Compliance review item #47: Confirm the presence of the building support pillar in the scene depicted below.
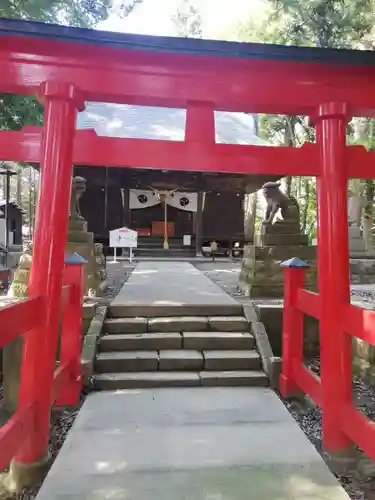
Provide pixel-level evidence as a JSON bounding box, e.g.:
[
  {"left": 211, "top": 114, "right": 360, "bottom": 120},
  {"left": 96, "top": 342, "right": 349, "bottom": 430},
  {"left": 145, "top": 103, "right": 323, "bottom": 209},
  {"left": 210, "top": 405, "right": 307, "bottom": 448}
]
[
  {"left": 195, "top": 190, "right": 204, "bottom": 256},
  {"left": 13, "top": 82, "right": 83, "bottom": 473},
  {"left": 314, "top": 102, "right": 352, "bottom": 452},
  {"left": 123, "top": 188, "right": 130, "bottom": 227}
]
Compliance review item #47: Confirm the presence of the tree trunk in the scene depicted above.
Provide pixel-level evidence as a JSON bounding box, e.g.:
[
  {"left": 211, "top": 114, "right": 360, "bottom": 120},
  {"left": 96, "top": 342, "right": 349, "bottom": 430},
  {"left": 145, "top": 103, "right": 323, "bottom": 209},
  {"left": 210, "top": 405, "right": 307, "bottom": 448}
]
[
  {"left": 363, "top": 180, "right": 374, "bottom": 254},
  {"left": 302, "top": 179, "right": 310, "bottom": 234},
  {"left": 28, "top": 167, "right": 33, "bottom": 240},
  {"left": 348, "top": 179, "right": 363, "bottom": 227},
  {"left": 16, "top": 167, "right": 22, "bottom": 206},
  {"left": 283, "top": 116, "right": 298, "bottom": 197},
  {"left": 352, "top": 117, "right": 369, "bottom": 248},
  {"left": 244, "top": 192, "right": 258, "bottom": 243}
]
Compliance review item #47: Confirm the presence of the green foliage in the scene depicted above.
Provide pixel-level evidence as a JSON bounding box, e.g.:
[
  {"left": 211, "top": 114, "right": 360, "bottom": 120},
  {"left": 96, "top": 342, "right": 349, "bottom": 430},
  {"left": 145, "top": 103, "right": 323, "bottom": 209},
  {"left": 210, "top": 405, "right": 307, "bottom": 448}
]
[
  {"left": 0, "top": 0, "right": 146, "bottom": 28},
  {"left": 233, "top": 0, "right": 374, "bottom": 47},
  {"left": 231, "top": 0, "right": 375, "bottom": 241},
  {"left": 0, "top": 0, "right": 142, "bottom": 131},
  {"left": 171, "top": 0, "right": 202, "bottom": 38},
  {"left": 269, "top": 0, "right": 374, "bottom": 48},
  {"left": 0, "top": 94, "right": 43, "bottom": 131}
]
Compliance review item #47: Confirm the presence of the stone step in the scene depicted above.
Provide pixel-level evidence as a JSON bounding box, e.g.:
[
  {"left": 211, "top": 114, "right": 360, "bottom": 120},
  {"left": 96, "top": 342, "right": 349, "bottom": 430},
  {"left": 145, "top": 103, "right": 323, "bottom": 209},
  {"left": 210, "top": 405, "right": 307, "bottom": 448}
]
[
  {"left": 200, "top": 370, "right": 268, "bottom": 387},
  {"left": 95, "top": 351, "right": 158, "bottom": 373},
  {"left": 96, "top": 348, "right": 260, "bottom": 372},
  {"left": 147, "top": 316, "right": 209, "bottom": 332},
  {"left": 203, "top": 350, "right": 261, "bottom": 371},
  {"left": 99, "top": 333, "right": 182, "bottom": 351},
  {"left": 93, "top": 370, "right": 268, "bottom": 390},
  {"left": 109, "top": 303, "right": 243, "bottom": 318},
  {"left": 104, "top": 316, "right": 249, "bottom": 334},
  {"left": 105, "top": 317, "right": 148, "bottom": 334},
  {"left": 183, "top": 332, "right": 255, "bottom": 350},
  {"left": 208, "top": 316, "right": 249, "bottom": 332},
  {"left": 159, "top": 350, "right": 204, "bottom": 371},
  {"left": 99, "top": 331, "right": 255, "bottom": 353}
]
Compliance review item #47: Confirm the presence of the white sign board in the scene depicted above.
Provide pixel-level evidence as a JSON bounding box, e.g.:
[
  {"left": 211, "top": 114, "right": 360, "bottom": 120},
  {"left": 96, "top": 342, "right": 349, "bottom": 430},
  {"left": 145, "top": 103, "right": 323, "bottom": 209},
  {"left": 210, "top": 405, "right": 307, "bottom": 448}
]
[
  {"left": 183, "top": 235, "right": 191, "bottom": 246},
  {"left": 109, "top": 227, "right": 138, "bottom": 248}
]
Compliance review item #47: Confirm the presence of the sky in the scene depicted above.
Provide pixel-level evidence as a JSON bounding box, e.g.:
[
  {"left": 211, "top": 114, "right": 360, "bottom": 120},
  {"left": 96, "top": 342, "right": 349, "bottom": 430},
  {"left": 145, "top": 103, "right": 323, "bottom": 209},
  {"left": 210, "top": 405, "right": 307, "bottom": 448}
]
[{"left": 98, "top": 0, "right": 265, "bottom": 38}]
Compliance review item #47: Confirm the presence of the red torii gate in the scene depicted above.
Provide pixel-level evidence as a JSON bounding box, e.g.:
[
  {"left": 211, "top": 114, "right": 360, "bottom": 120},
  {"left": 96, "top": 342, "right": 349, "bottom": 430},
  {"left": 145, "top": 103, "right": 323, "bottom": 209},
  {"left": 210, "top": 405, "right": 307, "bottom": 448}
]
[{"left": 1, "top": 17, "right": 375, "bottom": 481}]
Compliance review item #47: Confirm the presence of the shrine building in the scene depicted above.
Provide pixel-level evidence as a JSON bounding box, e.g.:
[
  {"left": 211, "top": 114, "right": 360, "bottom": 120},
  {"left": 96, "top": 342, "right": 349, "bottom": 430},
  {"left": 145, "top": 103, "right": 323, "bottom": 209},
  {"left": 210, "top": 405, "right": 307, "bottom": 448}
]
[{"left": 75, "top": 104, "right": 276, "bottom": 256}]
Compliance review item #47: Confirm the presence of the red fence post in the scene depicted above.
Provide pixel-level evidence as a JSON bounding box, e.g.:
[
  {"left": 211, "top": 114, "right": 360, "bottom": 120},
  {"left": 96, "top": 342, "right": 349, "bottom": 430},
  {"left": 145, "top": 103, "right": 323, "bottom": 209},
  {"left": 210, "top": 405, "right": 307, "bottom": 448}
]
[
  {"left": 279, "top": 257, "right": 309, "bottom": 397},
  {"left": 314, "top": 102, "right": 352, "bottom": 452},
  {"left": 15, "top": 82, "right": 84, "bottom": 467},
  {"left": 56, "top": 253, "right": 86, "bottom": 407}
]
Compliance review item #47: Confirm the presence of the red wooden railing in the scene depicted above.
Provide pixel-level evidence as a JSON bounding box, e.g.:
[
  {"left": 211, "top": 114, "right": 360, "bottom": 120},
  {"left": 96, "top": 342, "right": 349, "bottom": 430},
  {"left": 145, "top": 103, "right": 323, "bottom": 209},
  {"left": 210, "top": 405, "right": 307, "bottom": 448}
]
[
  {"left": 0, "top": 255, "right": 84, "bottom": 472},
  {"left": 279, "top": 257, "right": 375, "bottom": 460}
]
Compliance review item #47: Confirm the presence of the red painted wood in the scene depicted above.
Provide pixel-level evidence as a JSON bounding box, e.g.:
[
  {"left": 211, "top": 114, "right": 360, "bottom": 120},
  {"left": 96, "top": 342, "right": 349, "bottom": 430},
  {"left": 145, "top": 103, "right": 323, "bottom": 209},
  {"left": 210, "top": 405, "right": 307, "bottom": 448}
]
[
  {"left": 15, "top": 82, "right": 82, "bottom": 465},
  {"left": 3, "top": 126, "right": 375, "bottom": 178},
  {"left": 185, "top": 102, "right": 215, "bottom": 143},
  {"left": 0, "top": 404, "right": 35, "bottom": 472},
  {"left": 60, "top": 284, "right": 71, "bottom": 309},
  {"left": 74, "top": 136, "right": 320, "bottom": 175},
  {"left": 56, "top": 263, "right": 84, "bottom": 407},
  {"left": 0, "top": 128, "right": 320, "bottom": 176},
  {"left": 52, "top": 362, "right": 73, "bottom": 405},
  {"left": 341, "top": 405, "right": 375, "bottom": 462},
  {"left": 279, "top": 267, "right": 306, "bottom": 397},
  {"left": 341, "top": 304, "right": 375, "bottom": 344},
  {"left": 0, "top": 297, "right": 43, "bottom": 349},
  {"left": 347, "top": 146, "right": 375, "bottom": 179},
  {"left": 293, "top": 362, "right": 322, "bottom": 407},
  {"left": 315, "top": 103, "right": 352, "bottom": 451},
  {"left": 295, "top": 289, "right": 320, "bottom": 319},
  {"left": 2, "top": 35, "right": 375, "bottom": 115}
]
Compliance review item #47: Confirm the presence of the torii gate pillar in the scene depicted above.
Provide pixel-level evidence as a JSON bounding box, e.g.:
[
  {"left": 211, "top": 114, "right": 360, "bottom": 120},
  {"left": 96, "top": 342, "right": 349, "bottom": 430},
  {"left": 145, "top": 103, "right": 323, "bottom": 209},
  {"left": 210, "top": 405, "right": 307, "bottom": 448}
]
[
  {"left": 314, "top": 102, "right": 352, "bottom": 452},
  {"left": 15, "top": 82, "right": 84, "bottom": 466}
]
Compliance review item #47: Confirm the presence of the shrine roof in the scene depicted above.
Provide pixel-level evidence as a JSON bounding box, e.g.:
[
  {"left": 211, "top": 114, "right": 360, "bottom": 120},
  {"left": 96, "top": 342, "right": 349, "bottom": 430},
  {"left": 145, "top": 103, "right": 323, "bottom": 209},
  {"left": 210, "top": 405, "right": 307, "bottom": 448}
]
[
  {"left": 1, "top": 17, "right": 375, "bottom": 67},
  {"left": 76, "top": 103, "right": 269, "bottom": 145}
]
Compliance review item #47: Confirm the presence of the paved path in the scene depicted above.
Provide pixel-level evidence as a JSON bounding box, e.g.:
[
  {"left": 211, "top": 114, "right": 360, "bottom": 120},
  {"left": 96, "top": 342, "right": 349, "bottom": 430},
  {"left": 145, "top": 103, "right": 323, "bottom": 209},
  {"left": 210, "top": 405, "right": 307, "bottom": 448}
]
[
  {"left": 36, "top": 388, "right": 349, "bottom": 500},
  {"left": 110, "top": 261, "right": 242, "bottom": 316}
]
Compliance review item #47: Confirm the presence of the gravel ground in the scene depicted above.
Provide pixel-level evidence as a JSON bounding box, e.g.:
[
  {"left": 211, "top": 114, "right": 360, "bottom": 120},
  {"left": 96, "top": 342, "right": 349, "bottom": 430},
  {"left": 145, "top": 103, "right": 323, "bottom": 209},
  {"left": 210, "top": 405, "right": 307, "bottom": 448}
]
[
  {"left": 195, "top": 260, "right": 375, "bottom": 306},
  {"left": 0, "top": 261, "right": 134, "bottom": 500},
  {"left": 195, "top": 260, "right": 375, "bottom": 500},
  {"left": 104, "top": 261, "right": 135, "bottom": 301}
]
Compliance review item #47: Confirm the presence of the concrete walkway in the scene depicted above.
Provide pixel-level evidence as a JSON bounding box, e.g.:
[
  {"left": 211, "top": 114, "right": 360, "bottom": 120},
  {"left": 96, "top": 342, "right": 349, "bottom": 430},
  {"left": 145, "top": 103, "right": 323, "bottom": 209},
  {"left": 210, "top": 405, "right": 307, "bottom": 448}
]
[
  {"left": 36, "top": 388, "right": 349, "bottom": 499},
  {"left": 110, "top": 261, "right": 242, "bottom": 316}
]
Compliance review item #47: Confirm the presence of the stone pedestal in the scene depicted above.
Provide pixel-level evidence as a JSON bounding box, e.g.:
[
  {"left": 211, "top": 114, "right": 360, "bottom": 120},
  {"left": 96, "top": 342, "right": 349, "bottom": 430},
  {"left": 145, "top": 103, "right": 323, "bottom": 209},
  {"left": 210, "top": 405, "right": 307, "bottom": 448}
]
[
  {"left": 94, "top": 243, "right": 107, "bottom": 292},
  {"left": 2, "top": 220, "right": 107, "bottom": 413},
  {"left": 348, "top": 225, "right": 366, "bottom": 255},
  {"left": 3, "top": 246, "right": 32, "bottom": 413},
  {"left": 239, "top": 220, "right": 317, "bottom": 298},
  {"left": 67, "top": 219, "right": 107, "bottom": 297}
]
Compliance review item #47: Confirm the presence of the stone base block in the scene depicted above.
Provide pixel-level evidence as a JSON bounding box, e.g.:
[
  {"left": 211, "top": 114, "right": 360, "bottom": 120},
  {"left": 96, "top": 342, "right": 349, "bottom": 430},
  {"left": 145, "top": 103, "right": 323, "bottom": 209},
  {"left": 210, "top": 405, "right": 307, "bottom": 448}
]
[
  {"left": 263, "top": 221, "right": 301, "bottom": 234},
  {"left": 350, "top": 258, "right": 375, "bottom": 284},
  {"left": 255, "top": 302, "right": 320, "bottom": 357},
  {"left": 240, "top": 244, "right": 317, "bottom": 299},
  {"left": 1, "top": 455, "right": 50, "bottom": 494},
  {"left": 349, "top": 226, "right": 361, "bottom": 239},
  {"left": 349, "top": 240, "right": 366, "bottom": 253},
  {"left": 256, "top": 233, "right": 308, "bottom": 246},
  {"left": 67, "top": 230, "right": 93, "bottom": 244},
  {"left": 66, "top": 240, "right": 105, "bottom": 296},
  {"left": 68, "top": 219, "right": 88, "bottom": 232},
  {"left": 349, "top": 226, "right": 366, "bottom": 253}
]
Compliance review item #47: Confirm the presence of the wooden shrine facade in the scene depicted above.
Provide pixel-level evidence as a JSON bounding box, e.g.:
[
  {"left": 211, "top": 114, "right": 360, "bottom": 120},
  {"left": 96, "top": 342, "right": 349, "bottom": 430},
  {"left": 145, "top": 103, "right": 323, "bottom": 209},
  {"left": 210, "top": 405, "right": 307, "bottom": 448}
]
[{"left": 75, "top": 166, "right": 273, "bottom": 250}]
